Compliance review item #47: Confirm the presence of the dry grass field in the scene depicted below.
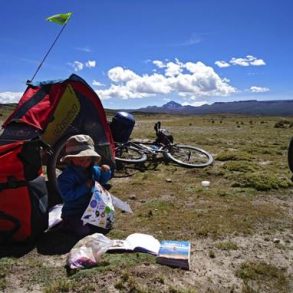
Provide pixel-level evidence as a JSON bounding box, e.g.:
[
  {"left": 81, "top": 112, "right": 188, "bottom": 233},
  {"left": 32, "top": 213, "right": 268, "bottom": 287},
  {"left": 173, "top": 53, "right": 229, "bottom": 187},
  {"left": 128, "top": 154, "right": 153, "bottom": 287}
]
[{"left": 0, "top": 111, "right": 292, "bottom": 292}]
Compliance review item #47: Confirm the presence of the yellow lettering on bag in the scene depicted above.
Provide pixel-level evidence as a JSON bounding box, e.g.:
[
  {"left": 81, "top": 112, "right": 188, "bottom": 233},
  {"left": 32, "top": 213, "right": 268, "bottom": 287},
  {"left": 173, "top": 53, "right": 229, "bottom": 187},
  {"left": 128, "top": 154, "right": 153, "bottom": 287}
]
[{"left": 42, "top": 85, "right": 80, "bottom": 144}]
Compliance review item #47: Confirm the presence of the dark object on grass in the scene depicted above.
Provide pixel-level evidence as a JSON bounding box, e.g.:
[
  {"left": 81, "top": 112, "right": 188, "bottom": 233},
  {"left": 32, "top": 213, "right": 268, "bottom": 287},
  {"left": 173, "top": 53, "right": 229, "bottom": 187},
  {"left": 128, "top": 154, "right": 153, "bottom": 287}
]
[{"left": 36, "top": 227, "right": 79, "bottom": 255}]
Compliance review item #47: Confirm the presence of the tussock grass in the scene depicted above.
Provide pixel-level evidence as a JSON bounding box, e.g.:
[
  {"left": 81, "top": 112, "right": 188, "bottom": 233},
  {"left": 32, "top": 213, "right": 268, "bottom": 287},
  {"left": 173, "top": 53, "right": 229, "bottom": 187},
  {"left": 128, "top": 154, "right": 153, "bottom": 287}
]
[
  {"left": 231, "top": 172, "right": 292, "bottom": 191},
  {"left": 215, "top": 241, "right": 238, "bottom": 250},
  {"left": 0, "top": 258, "right": 16, "bottom": 291},
  {"left": 236, "top": 261, "right": 289, "bottom": 293},
  {"left": 223, "top": 161, "right": 258, "bottom": 172}
]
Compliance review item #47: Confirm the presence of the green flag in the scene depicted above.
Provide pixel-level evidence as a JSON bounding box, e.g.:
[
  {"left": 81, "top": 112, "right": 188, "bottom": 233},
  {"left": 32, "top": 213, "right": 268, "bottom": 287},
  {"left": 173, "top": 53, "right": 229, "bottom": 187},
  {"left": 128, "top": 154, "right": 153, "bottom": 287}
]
[{"left": 46, "top": 12, "right": 72, "bottom": 25}]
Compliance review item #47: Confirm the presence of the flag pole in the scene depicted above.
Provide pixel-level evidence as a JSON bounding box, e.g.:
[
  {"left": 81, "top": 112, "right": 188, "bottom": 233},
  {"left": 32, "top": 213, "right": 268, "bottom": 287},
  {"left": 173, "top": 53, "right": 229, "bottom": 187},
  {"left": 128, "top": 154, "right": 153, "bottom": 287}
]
[{"left": 28, "top": 23, "right": 68, "bottom": 83}]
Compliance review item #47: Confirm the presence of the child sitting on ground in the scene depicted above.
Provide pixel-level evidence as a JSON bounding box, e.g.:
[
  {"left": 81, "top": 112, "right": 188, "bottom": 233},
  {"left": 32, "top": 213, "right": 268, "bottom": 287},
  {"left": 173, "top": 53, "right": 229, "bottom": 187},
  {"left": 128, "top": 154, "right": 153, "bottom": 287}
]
[{"left": 57, "top": 134, "right": 112, "bottom": 238}]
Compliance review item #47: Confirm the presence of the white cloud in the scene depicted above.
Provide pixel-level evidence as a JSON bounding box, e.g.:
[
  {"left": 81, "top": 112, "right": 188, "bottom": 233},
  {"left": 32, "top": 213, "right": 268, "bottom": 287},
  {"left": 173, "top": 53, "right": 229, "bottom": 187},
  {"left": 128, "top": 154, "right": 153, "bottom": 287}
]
[
  {"left": 108, "top": 67, "right": 139, "bottom": 82},
  {"left": 69, "top": 60, "right": 97, "bottom": 71},
  {"left": 0, "top": 91, "right": 22, "bottom": 103},
  {"left": 230, "top": 55, "right": 266, "bottom": 67},
  {"left": 70, "top": 61, "right": 84, "bottom": 72},
  {"left": 85, "top": 60, "right": 96, "bottom": 68},
  {"left": 75, "top": 47, "right": 92, "bottom": 53},
  {"left": 165, "top": 60, "right": 183, "bottom": 77},
  {"left": 97, "top": 59, "right": 236, "bottom": 101},
  {"left": 215, "top": 55, "right": 266, "bottom": 68},
  {"left": 215, "top": 60, "right": 230, "bottom": 68},
  {"left": 250, "top": 59, "right": 266, "bottom": 66},
  {"left": 96, "top": 84, "right": 149, "bottom": 100},
  {"left": 92, "top": 80, "right": 104, "bottom": 87},
  {"left": 182, "top": 100, "right": 208, "bottom": 107},
  {"left": 250, "top": 86, "right": 270, "bottom": 93},
  {"left": 153, "top": 60, "right": 165, "bottom": 68},
  {"left": 128, "top": 73, "right": 171, "bottom": 94},
  {"left": 153, "top": 59, "right": 183, "bottom": 76}
]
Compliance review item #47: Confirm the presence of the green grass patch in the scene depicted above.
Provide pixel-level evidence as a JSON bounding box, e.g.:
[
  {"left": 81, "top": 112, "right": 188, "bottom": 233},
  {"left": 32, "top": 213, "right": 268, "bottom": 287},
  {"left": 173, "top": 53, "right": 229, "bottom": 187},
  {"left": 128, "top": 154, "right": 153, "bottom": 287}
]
[
  {"left": 231, "top": 172, "right": 292, "bottom": 191},
  {"left": 215, "top": 241, "right": 238, "bottom": 250},
  {"left": 0, "top": 258, "right": 17, "bottom": 291},
  {"left": 44, "top": 279, "right": 73, "bottom": 293},
  {"left": 70, "top": 253, "right": 155, "bottom": 278},
  {"left": 236, "top": 261, "right": 289, "bottom": 293},
  {"left": 216, "top": 151, "right": 253, "bottom": 161},
  {"left": 223, "top": 161, "right": 258, "bottom": 172}
]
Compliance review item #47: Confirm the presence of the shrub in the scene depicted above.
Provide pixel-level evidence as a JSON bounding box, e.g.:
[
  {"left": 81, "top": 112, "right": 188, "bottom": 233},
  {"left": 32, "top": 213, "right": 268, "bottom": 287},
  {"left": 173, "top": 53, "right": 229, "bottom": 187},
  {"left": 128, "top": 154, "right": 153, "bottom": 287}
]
[
  {"left": 231, "top": 172, "right": 292, "bottom": 191},
  {"left": 274, "top": 120, "right": 291, "bottom": 128},
  {"left": 217, "top": 151, "right": 253, "bottom": 162},
  {"left": 223, "top": 161, "right": 257, "bottom": 172}
]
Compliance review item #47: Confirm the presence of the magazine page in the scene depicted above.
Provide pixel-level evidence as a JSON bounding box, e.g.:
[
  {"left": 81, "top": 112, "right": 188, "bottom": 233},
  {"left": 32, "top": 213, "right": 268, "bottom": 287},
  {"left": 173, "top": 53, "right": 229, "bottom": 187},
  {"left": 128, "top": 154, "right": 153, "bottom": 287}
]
[
  {"left": 107, "top": 239, "right": 134, "bottom": 252},
  {"left": 125, "top": 233, "right": 160, "bottom": 255},
  {"left": 107, "top": 233, "right": 160, "bottom": 255}
]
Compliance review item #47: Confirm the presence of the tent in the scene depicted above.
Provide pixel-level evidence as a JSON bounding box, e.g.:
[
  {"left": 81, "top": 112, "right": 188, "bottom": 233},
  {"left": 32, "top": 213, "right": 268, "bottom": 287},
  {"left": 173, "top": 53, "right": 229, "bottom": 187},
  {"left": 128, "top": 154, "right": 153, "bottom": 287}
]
[{"left": 1, "top": 74, "right": 115, "bottom": 198}]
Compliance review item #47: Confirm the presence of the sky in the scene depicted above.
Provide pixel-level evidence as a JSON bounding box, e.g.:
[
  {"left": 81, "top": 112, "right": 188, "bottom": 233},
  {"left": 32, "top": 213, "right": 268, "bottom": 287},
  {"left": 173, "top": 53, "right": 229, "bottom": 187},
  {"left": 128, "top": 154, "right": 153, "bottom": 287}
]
[{"left": 0, "top": 0, "right": 292, "bottom": 109}]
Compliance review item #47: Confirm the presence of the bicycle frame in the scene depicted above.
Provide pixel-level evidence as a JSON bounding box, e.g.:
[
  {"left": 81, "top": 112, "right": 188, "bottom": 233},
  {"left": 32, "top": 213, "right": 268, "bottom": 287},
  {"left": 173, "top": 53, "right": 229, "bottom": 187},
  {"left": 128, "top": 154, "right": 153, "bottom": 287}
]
[{"left": 119, "top": 141, "right": 167, "bottom": 157}]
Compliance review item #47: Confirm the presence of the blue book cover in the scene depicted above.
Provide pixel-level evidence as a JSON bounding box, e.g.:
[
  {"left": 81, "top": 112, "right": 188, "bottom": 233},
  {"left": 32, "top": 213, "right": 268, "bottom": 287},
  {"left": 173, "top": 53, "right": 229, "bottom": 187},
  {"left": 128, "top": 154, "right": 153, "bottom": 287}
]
[{"left": 156, "top": 240, "right": 191, "bottom": 270}]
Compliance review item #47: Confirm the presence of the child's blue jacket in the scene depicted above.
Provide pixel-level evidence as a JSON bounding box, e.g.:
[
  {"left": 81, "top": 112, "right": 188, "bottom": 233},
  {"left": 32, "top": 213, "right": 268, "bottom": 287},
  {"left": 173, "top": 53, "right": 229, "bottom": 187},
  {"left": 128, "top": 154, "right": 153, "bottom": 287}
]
[{"left": 57, "top": 165, "right": 111, "bottom": 217}]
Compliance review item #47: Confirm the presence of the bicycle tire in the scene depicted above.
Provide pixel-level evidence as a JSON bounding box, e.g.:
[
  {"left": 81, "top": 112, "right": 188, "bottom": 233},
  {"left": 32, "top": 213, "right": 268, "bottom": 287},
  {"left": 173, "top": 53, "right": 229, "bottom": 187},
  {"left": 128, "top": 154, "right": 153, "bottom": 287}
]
[
  {"left": 165, "top": 144, "right": 213, "bottom": 168},
  {"left": 115, "top": 144, "right": 147, "bottom": 164},
  {"left": 288, "top": 137, "right": 293, "bottom": 173},
  {"left": 46, "top": 132, "right": 78, "bottom": 199}
]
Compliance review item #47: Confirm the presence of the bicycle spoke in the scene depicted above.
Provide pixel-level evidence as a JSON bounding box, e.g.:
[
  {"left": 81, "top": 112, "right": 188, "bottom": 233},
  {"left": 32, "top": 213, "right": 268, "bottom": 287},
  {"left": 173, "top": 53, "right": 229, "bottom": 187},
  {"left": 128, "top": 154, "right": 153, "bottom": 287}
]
[
  {"left": 115, "top": 144, "right": 147, "bottom": 164},
  {"left": 166, "top": 144, "right": 213, "bottom": 168},
  {"left": 174, "top": 147, "right": 207, "bottom": 164}
]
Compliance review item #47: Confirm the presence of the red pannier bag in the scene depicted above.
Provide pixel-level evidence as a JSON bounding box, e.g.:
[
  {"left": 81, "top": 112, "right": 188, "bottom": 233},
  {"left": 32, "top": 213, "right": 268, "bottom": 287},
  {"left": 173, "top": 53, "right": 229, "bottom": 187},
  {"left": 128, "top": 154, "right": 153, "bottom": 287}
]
[{"left": 0, "top": 139, "right": 48, "bottom": 244}]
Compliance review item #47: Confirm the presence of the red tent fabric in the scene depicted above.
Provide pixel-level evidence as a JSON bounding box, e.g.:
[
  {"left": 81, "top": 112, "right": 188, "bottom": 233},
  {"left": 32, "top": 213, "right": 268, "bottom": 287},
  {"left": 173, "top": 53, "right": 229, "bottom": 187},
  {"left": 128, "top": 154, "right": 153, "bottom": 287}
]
[{"left": 2, "top": 74, "right": 115, "bottom": 167}]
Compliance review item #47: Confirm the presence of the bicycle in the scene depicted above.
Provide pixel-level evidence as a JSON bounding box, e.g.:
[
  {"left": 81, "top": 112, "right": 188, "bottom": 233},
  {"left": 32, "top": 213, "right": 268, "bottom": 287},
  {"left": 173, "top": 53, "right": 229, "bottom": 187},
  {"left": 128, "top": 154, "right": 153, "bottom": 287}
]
[{"left": 115, "top": 121, "right": 213, "bottom": 168}]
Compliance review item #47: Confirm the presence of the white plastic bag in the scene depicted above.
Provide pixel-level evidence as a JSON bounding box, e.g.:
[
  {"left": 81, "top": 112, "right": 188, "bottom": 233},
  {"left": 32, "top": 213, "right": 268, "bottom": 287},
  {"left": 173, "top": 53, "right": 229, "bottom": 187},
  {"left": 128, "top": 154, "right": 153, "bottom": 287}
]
[
  {"left": 81, "top": 182, "right": 115, "bottom": 229},
  {"left": 66, "top": 233, "right": 113, "bottom": 270}
]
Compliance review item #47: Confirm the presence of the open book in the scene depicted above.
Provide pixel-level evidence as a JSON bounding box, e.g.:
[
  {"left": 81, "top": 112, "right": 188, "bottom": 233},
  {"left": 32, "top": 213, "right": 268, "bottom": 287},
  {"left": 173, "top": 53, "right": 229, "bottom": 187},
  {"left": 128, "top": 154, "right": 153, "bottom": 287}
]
[
  {"left": 107, "top": 233, "right": 160, "bottom": 255},
  {"left": 156, "top": 240, "right": 191, "bottom": 270}
]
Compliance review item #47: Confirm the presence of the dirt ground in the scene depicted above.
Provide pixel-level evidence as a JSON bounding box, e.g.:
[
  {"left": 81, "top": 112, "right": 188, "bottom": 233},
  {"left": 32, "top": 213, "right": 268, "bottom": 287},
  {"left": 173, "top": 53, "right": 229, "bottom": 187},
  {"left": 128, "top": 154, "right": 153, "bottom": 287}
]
[
  {"left": 1, "top": 114, "right": 293, "bottom": 292},
  {"left": 3, "top": 193, "right": 291, "bottom": 293}
]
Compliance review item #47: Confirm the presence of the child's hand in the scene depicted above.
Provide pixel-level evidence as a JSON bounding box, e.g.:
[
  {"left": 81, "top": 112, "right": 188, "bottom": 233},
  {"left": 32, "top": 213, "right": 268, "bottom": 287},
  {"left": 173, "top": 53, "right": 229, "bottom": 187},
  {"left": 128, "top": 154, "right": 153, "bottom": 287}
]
[{"left": 100, "top": 164, "right": 110, "bottom": 172}]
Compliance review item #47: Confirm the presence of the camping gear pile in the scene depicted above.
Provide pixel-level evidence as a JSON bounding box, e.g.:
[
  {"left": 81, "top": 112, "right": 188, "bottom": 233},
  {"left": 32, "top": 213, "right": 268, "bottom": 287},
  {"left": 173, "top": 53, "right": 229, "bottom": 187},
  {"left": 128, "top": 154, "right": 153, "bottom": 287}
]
[{"left": 0, "top": 74, "right": 116, "bottom": 246}]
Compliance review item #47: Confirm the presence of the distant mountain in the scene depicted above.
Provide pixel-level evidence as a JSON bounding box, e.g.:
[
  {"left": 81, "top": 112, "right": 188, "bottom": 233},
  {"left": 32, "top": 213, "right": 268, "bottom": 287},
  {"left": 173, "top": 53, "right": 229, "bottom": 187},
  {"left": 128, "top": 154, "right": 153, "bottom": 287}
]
[
  {"left": 136, "top": 100, "right": 293, "bottom": 116},
  {"left": 162, "top": 101, "right": 183, "bottom": 110}
]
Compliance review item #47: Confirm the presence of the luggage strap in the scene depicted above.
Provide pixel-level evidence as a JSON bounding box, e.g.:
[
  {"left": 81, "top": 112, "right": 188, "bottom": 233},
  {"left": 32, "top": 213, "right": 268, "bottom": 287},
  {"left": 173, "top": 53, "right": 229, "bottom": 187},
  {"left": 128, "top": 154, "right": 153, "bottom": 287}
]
[
  {"left": 0, "top": 211, "right": 21, "bottom": 243},
  {"left": 0, "top": 180, "right": 27, "bottom": 191}
]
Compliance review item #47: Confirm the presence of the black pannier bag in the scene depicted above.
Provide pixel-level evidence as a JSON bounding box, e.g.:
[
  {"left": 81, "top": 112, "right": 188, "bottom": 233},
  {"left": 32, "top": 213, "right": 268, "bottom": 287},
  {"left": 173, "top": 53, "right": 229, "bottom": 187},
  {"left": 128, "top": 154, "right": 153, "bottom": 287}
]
[
  {"left": 154, "top": 121, "right": 174, "bottom": 145},
  {"left": 0, "top": 139, "right": 48, "bottom": 244},
  {"left": 110, "top": 112, "right": 135, "bottom": 143}
]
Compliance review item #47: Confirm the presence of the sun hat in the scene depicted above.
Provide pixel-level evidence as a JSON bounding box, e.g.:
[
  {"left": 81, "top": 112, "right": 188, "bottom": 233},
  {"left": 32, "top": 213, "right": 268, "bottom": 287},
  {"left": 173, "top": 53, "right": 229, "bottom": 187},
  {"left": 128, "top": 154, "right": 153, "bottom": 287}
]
[{"left": 60, "top": 134, "right": 101, "bottom": 162}]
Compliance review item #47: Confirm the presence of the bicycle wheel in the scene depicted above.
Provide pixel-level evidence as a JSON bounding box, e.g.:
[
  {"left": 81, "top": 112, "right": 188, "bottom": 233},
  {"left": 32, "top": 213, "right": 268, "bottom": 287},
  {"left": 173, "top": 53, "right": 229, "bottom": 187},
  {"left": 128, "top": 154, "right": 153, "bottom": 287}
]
[
  {"left": 288, "top": 137, "right": 293, "bottom": 173},
  {"left": 46, "top": 133, "right": 77, "bottom": 201},
  {"left": 115, "top": 144, "right": 147, "bottom": 164},
  {"left": 165, "top": 144, "right": 213, "bottom": 168}
]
